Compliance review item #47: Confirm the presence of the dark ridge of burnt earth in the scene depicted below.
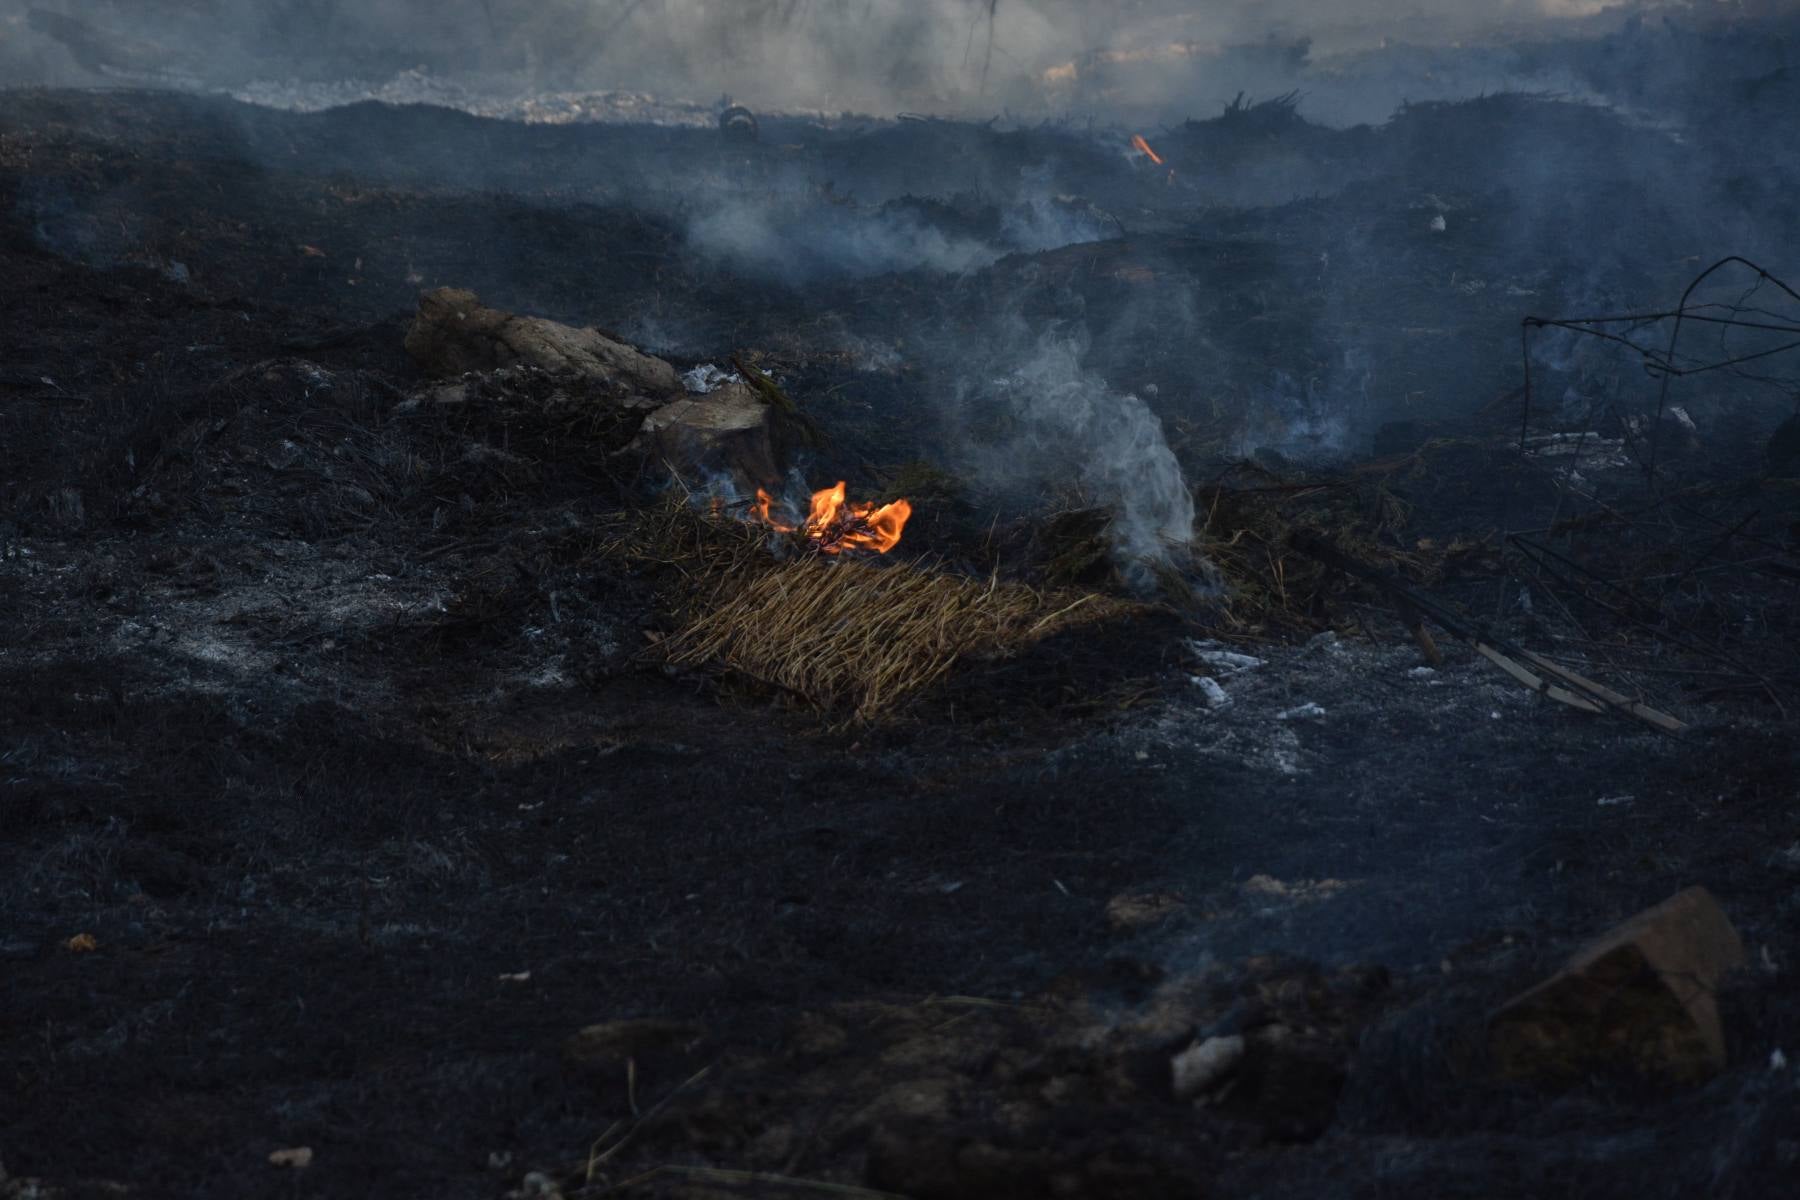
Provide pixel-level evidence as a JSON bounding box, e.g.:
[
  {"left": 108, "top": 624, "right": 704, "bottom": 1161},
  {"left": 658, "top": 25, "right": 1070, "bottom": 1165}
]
[
  {"left": 0, "top": 86, "right": 1140, "bottom": 225},
  {"left": 6, "top": 84, "right": 1793, "bottom": 472},
  {"left": 2, "top": 88, "right": 1799, "bottom": 1200}
]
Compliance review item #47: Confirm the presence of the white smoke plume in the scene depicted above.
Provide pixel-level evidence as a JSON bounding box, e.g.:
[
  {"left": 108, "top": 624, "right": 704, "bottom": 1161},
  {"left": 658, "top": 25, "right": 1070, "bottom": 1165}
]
[
  {"left": 953, "top": 321, "right": 1196, "bottom": 581},
  {"left": 686, "top": 198, "right": 1001, "bottom": 284}
]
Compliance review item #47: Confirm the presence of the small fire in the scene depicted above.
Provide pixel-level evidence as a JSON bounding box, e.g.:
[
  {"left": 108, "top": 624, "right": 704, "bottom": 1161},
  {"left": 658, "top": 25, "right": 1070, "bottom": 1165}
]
[
  {"left": 1131, "top": 134, "right": 1164, "bottom": 165},
  {"left": 751, "top": 481, "right": 912, "bottom": 555}
]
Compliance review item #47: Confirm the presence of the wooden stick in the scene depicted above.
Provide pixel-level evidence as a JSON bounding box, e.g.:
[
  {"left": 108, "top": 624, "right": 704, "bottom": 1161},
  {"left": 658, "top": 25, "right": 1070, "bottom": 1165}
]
[
  {"left": 1520, "top": 650, "right": 1688, "bottom": 734},
  {"left": 1472, "top": 642, "right": 1602, "bottom": 713},
  {"left": 1288, "top": 529, "right": 1685, "bottom": 735}
]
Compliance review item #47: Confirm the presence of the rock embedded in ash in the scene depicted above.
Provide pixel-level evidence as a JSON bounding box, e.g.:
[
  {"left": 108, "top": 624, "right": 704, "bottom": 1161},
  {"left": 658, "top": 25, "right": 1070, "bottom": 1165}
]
[
  {"left": 404, "top": 287, "right": 682, "bottom": 402},
  {"left": 1171, "top": 1033, "right": 1245, "bottom": 1099},
  {"left": 563, "top": 1017, "right": 706, "bottom": 1070},
  {"left": 632, "top": 381, "right": 782, "bottom": 491},
  {"left": 1488, "top": 885, "right": 1746, "bottom": 1085},
  {"left": 563, "top": 1017, "right": 708, "bottom": 1114},
  {"left": 1105, "top": 890, "right": 1188, "bottom": 933}
]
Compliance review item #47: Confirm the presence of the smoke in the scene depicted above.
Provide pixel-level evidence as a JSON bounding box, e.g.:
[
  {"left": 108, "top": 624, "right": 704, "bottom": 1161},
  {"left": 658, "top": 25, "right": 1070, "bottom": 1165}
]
[
  {"left": 4, "top": 1, "right": 1672, "bottom": 124},
  {"left": 10, "top": 0, "right": 1800, "bottom": 566},
  {"left": 683, "top": 188, "right": 1113, "bottom": 286},
  {"left": 947, "top": 317, "right": 1196, "bottom": 580},
  {"left": 687, "top": 198, "right": 1002, "bottom": 283}
]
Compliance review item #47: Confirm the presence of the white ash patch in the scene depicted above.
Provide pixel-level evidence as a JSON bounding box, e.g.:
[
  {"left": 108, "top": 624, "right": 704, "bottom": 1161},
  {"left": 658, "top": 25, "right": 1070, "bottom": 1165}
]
[
  {"left": 1134, "top": 698, "right": 1311, "bottom": 777},
  {"left": 681, "top": 363, "right": 742, "bottom": 394},
  {"left": 1116, "top": 634, "right": 1509, "bottom": 779},
  {"left": 511, "top": 659, "right": 574, "bottom": 691},
  {"left": 169, "top": 626, "right": 279, "bottom": 675},
  {"left": 1523, "top": 432, "right": 1633, "bottom": 473},
  {"left": 1183, "top": 640, "right": 1265, "bottom": 675},
  {"left": 319, "top": 573, "right": 453, "bottom": 627},
  {"left": 1189, "top": 676, "right": 1232, "bottom": 708},
  {"left": 1241, "top": 874, "right": 1356, "bottom": 904}
]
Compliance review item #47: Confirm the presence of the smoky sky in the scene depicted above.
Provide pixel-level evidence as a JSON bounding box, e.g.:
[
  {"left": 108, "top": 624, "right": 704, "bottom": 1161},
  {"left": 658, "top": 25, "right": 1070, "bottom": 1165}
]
[{"left": 4, "top": 1, "right": 1660, "bottom": 122}]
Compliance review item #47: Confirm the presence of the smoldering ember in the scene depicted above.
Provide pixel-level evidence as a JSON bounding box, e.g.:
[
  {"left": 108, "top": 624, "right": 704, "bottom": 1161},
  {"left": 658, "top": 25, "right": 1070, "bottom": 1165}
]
[{"left": 3, "top": 1, "right": 1800, "bottom": 1197}]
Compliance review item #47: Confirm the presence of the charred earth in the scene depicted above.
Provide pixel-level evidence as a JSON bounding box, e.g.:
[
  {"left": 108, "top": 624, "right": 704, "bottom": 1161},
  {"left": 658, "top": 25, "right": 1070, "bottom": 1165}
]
[{"left": 4, "top": 18, "right": 1800, "bottom": 1200}]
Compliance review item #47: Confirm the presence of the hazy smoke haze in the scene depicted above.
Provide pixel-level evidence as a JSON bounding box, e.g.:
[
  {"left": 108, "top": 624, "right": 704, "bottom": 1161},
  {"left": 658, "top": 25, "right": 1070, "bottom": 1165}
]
[{"left": 0, "top": 1, "right": 1696, "bottom": 123}]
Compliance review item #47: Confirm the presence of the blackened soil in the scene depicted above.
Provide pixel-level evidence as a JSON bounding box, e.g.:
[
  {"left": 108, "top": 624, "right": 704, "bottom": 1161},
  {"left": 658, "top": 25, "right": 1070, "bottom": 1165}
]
[{"left": 2, "top": 90, "right": 1798, "bottom": 1200}]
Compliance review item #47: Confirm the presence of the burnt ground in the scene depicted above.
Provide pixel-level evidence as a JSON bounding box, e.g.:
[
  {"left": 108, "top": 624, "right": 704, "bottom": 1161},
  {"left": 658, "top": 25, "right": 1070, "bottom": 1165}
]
[{"left": 2, "top": 89, "right": 1799, "bottom": 1200}]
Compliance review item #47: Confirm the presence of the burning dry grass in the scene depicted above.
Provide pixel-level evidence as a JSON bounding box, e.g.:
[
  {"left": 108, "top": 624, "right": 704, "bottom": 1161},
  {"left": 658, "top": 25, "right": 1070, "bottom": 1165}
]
[
  {"left": 594, "top": 493, "right": 1148, "bottom": 721},
  {"left": 661, "top": 557, "right": 1136, "bottom": 722}
]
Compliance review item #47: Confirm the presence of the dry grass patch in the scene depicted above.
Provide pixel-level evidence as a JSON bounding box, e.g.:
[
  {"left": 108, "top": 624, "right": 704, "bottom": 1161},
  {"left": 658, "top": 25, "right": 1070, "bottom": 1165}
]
[
  {"left": 591, "top": 493, "right": 1149, "bottom": 721},
  {"left": 660, "top": 556, "right": 1139, "bottom": 722}
]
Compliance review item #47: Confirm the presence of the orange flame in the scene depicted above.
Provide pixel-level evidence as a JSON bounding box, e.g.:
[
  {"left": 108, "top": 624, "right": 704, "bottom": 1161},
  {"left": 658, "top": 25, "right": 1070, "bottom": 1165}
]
[
  {"left": 750, "top": 482, "right": 912, "bottom": 555},
  {"left": 1131, "top": 134, "right": 1164, "bottom": 165}
]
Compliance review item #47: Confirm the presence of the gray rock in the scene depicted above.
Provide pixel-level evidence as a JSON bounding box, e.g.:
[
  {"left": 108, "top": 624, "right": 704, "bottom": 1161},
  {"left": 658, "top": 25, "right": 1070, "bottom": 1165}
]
[
  {"left": 634, "top": 382, "right": 781, "bottom": 490},
  {"left": 1488, "top": 885, "right": 1746, "bottom": 1085},
  {"left": 404, "top": 287, "right": 681, "bottom": 401}
]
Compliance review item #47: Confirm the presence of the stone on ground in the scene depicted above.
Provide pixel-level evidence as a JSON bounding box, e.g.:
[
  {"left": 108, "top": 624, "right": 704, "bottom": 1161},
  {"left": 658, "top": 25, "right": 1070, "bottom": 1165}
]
[
  {"left": 405, "top": 286, "right": 682, "bottom": 402},
  {"left": 1488, "top": 885, "right": 1746, "bottom": 1084},
  {"left": 633, "top": 382, "right": 782, "bottom": 490}
]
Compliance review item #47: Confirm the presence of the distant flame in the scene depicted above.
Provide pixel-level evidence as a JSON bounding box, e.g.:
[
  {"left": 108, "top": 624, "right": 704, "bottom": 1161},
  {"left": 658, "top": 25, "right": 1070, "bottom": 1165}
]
[
  {"left": 750, "top": 481, "right": 912, "bottom": 555},
  {"left": 1131, "top": 134, "right": 1164, "bottom": 165}
]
